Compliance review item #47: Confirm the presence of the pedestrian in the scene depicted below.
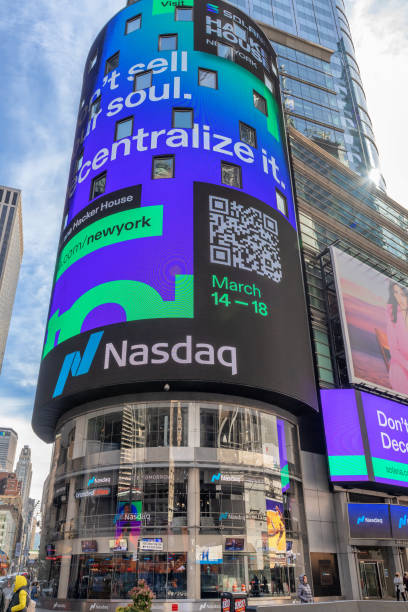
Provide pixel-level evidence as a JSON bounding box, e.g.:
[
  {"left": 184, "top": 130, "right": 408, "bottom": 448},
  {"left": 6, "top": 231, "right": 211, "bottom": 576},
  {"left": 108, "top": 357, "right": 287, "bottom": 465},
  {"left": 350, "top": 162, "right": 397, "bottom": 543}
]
[
  {"left": 403, "top": 571, "right": 408, "bottom": 592},
  {"left": 297, "top": 574, "right": 313, "bottom": 604},
  {"left": 29, "top": 583, "right": 38, "bottom": 603},
  {"left": 6, "top": 576, "right": 30, "bottom": 612},
  {"left": 2, "top": 581, "right": 12, "bottom": 612},
  {"left": 394, "top": 572, "right": 406, "bottom": 601}
]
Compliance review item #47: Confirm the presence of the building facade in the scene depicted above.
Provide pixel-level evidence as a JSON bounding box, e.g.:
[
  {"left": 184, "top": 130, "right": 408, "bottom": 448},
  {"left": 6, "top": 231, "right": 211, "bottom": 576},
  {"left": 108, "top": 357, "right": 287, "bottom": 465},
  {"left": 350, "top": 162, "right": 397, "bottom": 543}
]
[
  {"left": 221, "top": 0, "right": 384, "bottom": 187},
  {"left": 0, "top": 187, "right": 23, "bottom": 373},
  {"left": 15, "top": 445, "right": 32, "bottom": 514},
  {"left": 34, "top": 0, "right": 321, "bottom": 605},
  {"left": 34, "top": 0, "right": 408, "bottom": 607},
  {"left": 0, "top": 428, "right": 17, "bottom": 472}
]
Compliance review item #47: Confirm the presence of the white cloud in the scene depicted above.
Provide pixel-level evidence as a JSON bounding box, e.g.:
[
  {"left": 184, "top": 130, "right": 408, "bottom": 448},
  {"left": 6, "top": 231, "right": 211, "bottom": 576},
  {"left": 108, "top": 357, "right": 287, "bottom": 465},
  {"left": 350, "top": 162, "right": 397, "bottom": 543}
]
[{"left": 346, "top": 0, "right": 408, "bottom": 206}]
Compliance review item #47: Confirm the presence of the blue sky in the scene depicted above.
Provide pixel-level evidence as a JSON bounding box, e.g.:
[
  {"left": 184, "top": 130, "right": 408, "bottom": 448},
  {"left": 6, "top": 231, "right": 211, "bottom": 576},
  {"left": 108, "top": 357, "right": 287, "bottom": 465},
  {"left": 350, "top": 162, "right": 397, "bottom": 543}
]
[{"left": 0, "top": 0, "right": 407, "bottom": 501}]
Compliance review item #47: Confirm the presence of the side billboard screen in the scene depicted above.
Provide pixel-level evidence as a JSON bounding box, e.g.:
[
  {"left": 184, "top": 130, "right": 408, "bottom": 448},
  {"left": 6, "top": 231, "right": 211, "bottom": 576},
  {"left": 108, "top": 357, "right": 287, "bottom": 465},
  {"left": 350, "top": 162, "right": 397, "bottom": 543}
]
[
  {"left": 348, "top": 503, "right": 391, "bottom": 539},
  {"left": 33, "top": 0, "right": 317, "bottom": 441},
  {"left": 322, "top": 389, "right": 408, "bottom": 488},
  {"left": 331, "top": 246, "right": 408, "bottom": 401}
]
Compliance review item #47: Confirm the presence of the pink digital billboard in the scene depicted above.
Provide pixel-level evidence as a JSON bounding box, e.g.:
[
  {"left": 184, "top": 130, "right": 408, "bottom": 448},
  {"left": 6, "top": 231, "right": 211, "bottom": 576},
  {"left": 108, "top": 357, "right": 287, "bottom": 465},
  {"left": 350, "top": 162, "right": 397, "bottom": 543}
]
[{"left": 331, "top": 247, "right": 408, "bottom": 401}]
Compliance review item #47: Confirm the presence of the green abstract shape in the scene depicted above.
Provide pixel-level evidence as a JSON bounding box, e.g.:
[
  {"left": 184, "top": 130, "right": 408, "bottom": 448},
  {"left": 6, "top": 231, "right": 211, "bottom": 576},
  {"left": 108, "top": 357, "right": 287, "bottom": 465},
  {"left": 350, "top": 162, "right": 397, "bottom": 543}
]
[
  {"left": 372, "top": 457, "right": 408, "bottom": 484},
  {"left": 264, "top": 85, "right": 280, "bottom": 141},
  {"left": 280, "top": 464, "right": 289, "bottom": 490},
  {"left": 43, "top": 274, "right": 194, "bottom": 358},
  {"left": 152, "top": 0, "right": 193, "bottom": 15},
  {"left": 57, "top": 206, "right": 163, "bottom": 280},
  {"left": 328, "top": 455, "right": 368, "bottom": 477}
]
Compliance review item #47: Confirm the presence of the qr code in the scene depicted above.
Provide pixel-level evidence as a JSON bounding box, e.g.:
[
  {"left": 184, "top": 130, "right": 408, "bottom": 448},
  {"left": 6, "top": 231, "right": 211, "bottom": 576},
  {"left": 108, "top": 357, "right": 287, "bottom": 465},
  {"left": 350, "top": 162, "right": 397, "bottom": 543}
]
[{"left": 209, "top": 195, "right": 282, "bottom": 283}]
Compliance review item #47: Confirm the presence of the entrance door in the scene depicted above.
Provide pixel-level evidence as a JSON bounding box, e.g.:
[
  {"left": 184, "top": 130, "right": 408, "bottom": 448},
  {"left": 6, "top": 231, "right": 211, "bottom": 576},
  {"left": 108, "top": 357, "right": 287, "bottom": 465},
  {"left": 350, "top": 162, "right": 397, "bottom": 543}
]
[{"left": 359, "top": 561, "right": 384, "bottom": 599}]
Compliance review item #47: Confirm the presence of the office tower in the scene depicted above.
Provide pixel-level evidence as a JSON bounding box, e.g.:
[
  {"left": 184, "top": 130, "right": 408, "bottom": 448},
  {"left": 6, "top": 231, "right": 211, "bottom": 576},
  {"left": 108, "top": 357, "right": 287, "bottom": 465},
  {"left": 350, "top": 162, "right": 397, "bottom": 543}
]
[
  {"left": 0, "top": 428, "right": 17, "bottom": 472},
  {"left": 34, "top": 0, "right": 319, "bottom": 601},
  {"left": 223, "top": 0, "right": 384, "bottom": 187},
  {"left": 15, "top": 445, "right": 32, "bottom": 513},
  {"left": 0, "top": 187, "right": 23, "bottom": 372}
]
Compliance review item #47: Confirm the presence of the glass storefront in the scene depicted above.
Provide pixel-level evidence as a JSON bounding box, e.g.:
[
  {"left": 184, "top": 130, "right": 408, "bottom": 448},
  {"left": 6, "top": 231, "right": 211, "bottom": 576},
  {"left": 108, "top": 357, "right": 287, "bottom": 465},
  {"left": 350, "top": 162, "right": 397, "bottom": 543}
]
[{"left": 39, "top": 399, "right": 307, "bottom": 601}]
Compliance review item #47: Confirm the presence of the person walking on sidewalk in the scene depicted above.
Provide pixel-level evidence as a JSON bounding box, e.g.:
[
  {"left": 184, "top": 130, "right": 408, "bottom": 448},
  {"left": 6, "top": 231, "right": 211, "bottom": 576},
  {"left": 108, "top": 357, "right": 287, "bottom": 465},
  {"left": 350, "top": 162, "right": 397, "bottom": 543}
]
[
  {"left": 394, "top": 572, "right": 407, "bottom": 601},
  {"left": 297, "top": 574, "right": 313, "bottom": 604},
  {"left": 6, "top": 576, "right": 29, "bottom": 612}
]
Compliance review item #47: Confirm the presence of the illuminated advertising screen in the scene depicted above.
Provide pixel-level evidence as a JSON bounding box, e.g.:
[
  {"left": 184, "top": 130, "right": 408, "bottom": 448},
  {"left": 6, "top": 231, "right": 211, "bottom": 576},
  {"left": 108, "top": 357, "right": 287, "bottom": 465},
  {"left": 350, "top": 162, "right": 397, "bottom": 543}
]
[
  {"left": 266, "top": 498, "right": 286, "bottom": 555},
  {"left": 390, "top": 505, "right": 408, "bottom": 538},
  {"left": 331, "top": 246, "right": 408, "bottom": 401},
  {"left": 348, "top": 503, "right": 391, "bottom": 539},
  {"left": 33, "top": 0, "right": 317, "bottom": 441},
  {"left": 322, "top": 389, "right": 408, "bottom": 488}
]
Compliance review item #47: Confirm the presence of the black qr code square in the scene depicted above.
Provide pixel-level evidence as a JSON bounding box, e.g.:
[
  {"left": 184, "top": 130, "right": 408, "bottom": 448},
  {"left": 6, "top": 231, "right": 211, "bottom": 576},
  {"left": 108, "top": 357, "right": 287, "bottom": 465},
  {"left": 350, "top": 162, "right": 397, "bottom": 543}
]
[{"left": 209, "top": 195, "right": 282, "bottom": 282}]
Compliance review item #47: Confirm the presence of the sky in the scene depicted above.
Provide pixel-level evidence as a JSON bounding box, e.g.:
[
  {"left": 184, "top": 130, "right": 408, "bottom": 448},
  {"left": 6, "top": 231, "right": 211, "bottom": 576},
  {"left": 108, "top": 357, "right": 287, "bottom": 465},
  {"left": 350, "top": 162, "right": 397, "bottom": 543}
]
[{"left": 0, "top": 0, "right": 407, "bottom": 504}]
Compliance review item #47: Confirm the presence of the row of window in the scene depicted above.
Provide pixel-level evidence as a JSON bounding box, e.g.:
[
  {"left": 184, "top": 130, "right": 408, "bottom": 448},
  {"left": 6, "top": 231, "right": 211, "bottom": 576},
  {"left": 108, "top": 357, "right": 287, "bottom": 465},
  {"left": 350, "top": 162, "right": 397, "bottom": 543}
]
[
  {"left": 88, "top": 7, "right": 193, "bottom": 72},
  {"left": 0, "top": 190, "right": 18, "bottom": 206},
  {"left": 89, "top": 158, "right": 288, "bottom": 217}
]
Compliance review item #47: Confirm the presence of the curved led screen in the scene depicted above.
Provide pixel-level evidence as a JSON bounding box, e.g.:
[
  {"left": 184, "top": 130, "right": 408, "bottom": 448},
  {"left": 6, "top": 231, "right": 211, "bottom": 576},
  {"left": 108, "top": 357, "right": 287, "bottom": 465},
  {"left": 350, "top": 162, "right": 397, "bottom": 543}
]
[{"left": 33, "top": 0, "right": 317, "bottom": 441}]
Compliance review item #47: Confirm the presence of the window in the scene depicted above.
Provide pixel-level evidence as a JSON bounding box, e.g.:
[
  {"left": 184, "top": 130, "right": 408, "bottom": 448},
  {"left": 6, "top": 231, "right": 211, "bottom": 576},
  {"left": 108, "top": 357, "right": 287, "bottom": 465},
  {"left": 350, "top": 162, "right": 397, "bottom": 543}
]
[
  {"left": 158, "top": 34, "right": 178, "bottom": 51},
  {"left": 115, "top": 117, "right": 133, "bottom": 140},
  {"left": 239, "top": 122, "right": 256, "bottom": 148},
  {"left": 276, "top": 189, "right": 288, "bottom": 216},
  {"left": 125, "top": 14, "right": 141, "bottom": 34},
  {"left": 264, "top": 74, "right": 274, "bottom": 92},
  {"left": 105, "top": 51, "right": 119, "bottom": 75},
  {"left": 198, "top": 68, "right": 217, "bottom": 89},
  {"left": 172, "top": 108, "right": 193, "bottom": 129},
  {"left": 11, "top": 193, "right": 18, "bottom": 206},
  {"left": 217, "top": 42, "right": 234, "bottom": 60},
  {"left": 221, "top": 162, "right": 242, "bottom": 188},
  {"left": 4, "top": 191, "right": 10, "bottom": 204},
  {"left": 89, "top": 53, "right": 97, "bottom": 71},
  {"left": 90, "top": 172, "right": 107, "bottom": 199},
  {"left": 253, "top": 90, "right": 267, "bottom": 115},
  {"left": 90, "top": 96, "right": 101, "bottom": 118},
  {"left": 152, "top": 156, "right": 175, "bottom": 179},
  {"left": 134, "top": 70, "right": 152, "bottom": 91},
  {"left": 77, "top": 149, "right": 84, "bottom": 172},
  {"left": 175, "top": 6, "right": 193, "bottom": 20}
]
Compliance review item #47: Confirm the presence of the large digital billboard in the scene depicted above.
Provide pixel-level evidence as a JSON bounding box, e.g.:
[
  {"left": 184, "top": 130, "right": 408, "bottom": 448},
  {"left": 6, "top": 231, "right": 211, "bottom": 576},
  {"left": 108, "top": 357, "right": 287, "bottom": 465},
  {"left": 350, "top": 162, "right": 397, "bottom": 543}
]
[
  {"left": 331, "top": 246, "right": 408, "bottom": 401},
  {"left": 322, "top": 389, "right": 408, "bottom": 488},
  {"left": 33, "top": 0, "right": 317, "bottom": 441}
]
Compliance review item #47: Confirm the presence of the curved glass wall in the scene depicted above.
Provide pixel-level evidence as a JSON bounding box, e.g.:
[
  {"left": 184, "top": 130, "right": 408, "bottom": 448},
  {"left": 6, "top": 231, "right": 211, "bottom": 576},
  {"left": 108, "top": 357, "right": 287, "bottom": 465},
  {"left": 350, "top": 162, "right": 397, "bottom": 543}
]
[{"left": 40, "top": 400, "right": 307, "bottom": 602}]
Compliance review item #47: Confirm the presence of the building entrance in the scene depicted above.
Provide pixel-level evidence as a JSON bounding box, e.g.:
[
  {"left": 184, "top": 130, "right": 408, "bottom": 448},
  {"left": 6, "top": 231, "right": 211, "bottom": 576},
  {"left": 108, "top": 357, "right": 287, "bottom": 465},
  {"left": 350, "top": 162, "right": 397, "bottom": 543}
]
[{"left": 359, "top": 561, "right": 385, "bottom": 599}]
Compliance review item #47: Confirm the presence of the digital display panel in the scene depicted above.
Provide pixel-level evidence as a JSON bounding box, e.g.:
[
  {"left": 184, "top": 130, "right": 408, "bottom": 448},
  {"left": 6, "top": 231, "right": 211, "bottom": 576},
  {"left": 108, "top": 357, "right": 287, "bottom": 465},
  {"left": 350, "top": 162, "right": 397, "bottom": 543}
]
[
  {"left": 348, "top": 503, "right": 391, "bottom": 539},
  {"left": 81, "top": 540, "right": 98, "bottom": 553},
  {"left": 321, "top": 389, "right": 368, "bottom": 482},
  {"left": 322, "top": 389, "right": 408, "bottom": 488},
  {"left": 331, "top": 247, "right": 408, "bottom": 401},
  {"left": 266, "top": 498, "right": 286, "bottom": 561},
  {"left": 109, "top": 538, "right": 128, "bottom": 551},
  {"left": 33, "top": 0, "right": 317, "bottom": 441},
  {"left": 225, "top": 538, "right": 244, "bottom": 551},
  {"left": 390, "top": 505, "right": 408, "bottom": 538}
]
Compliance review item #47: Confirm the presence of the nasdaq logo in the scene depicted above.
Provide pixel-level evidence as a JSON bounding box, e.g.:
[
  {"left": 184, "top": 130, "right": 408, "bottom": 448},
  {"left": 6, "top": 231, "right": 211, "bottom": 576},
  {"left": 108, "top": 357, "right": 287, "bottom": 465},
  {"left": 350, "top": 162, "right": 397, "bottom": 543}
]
[
  {"left": 211, "top": 473, "right": 221, "bottom": 482},
  {"left": 357, "top": 516, "right": 365, "bottom": 525},
  {"left": 219, "top": 512, "right": 228, "bottom": 520},
  {"left": 88, "top": 476, "right": 96, "bottom": 487},
  {"left": 53, "top": 331, "right": 103, "bottom": 398},
  {"left": 399, "top": 515, "right": 407, "bottom": 529}
]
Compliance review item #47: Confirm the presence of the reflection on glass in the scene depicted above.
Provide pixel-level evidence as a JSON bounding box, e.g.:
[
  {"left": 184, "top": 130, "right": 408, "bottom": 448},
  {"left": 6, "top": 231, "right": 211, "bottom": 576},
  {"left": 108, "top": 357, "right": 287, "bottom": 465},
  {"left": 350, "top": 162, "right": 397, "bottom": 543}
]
[{"left": 153, "top": 156, "right": 174, "bottom": 179}]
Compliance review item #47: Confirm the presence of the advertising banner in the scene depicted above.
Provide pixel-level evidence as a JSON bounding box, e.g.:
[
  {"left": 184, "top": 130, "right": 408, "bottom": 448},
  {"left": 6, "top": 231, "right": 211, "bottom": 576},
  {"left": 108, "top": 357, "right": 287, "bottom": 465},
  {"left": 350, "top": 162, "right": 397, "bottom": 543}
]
[
  {"left": 390, "top": 505, "right": 408, "bottom": 538},
  {"left": 348, "top": 503, "right": 392, "bottom": 539},
  {"left": 331, "top": 246, "right": 408, "bottom": 401},
  {"left": 321, "top": 389, "right": 368, "bottom": 482},
  {"left": 322, "top": 388, "right": 408, "bottom": 488},
  {"left": 33, "top": 0, "right": 317, "bottom": 441},
  {"left": 266, "top": 498, "right": 286, "bottom": 555}
]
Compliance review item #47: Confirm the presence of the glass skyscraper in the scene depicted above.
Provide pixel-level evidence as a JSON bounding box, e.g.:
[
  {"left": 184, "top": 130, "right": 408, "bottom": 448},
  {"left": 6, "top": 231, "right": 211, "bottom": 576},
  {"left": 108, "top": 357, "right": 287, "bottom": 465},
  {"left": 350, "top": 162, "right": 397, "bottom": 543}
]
[{"left": 227, "top": 0, "right": 384, "bottom": 188}]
